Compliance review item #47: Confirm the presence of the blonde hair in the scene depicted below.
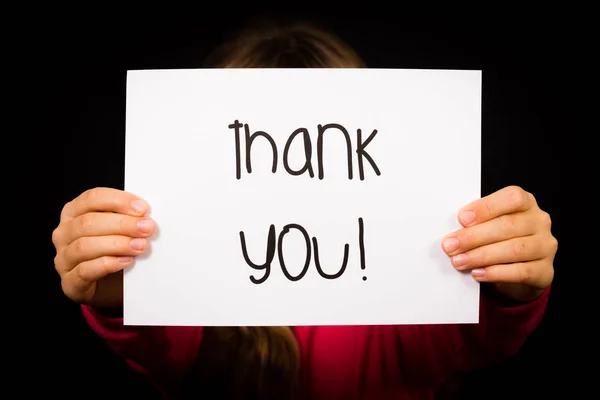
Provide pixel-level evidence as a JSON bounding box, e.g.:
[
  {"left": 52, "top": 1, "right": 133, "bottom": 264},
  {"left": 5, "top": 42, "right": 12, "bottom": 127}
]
[{"left": 192, "top": 19, "right": 365, "bottom": 399}]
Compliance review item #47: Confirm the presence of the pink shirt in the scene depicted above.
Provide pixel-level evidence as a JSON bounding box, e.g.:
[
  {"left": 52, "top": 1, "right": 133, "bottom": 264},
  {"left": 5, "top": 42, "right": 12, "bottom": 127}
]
[{"left": 82, "top": 288, "right": 549, "bottom": 399}]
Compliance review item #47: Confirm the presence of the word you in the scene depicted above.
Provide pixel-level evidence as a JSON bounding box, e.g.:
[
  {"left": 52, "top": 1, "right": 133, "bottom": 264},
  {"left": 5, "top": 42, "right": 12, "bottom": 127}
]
[
  {"left": 240, "top": 218, "right": 367, "bottom": 284},
  {"left": 228, "top": 120, "right": 382, "bottom": 180}
]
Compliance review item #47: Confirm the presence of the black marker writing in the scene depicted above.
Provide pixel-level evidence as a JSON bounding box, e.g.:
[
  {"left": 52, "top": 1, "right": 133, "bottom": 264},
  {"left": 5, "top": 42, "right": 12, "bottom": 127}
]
[
  {"left": 239, "top": 224, "right": 276, "bottom": 284},
  {"left": 228, "top": 120, "right": 279, "bottom": 179},
  {"left": 356, "top": 129, "right": 381, "bottom": 181},
  {"left": 240, "top": 218, "right": 367, "bottom": 283},
  {"left": 312, "top": 237, "right": 349, "bottom": 279},
  {"left": 228, "top": 120, "right": 243, "bottom": 180},
  {"left": 283, "top": 128, "right": 314, "bottom": 177},
  {"left": 230, "top": 120, "right": 380, "bottom": 180},
  {"left": 278, "top": 224, "right": 311, "bottom": 281},
  {"left": 317, "top": 123, "right": 353, "bottom": 180},
  {"left": 245, "top": 123, "right": 278, "bottom": 175},
  {"left": 358, "top": 217, "right": 366, "bottom": 280}
]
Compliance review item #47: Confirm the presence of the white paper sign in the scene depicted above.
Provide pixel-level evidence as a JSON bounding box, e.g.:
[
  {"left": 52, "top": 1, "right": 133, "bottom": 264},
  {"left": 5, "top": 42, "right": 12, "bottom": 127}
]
[{"left": 124, "top": 68, "right": 481, "bottom": 326}]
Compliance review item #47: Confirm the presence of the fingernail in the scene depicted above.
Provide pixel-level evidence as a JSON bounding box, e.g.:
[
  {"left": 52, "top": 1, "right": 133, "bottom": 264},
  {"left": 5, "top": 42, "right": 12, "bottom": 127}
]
[
  {"left": 130, "top": 238, "right": 146, "bottom": 251},
  {"left": 460, "top": 211, "right": 476, "bottom": 225},
  {"left": 452, "top": 253, "right": 469, "bottom": 267},
  {"left": 443, "top": 238, "right": 459, "bottom": 252},
  {"left": 137, "top": 218, "right": 154, "bottom": 233},
  {"left": 131, "top": 199, "right": 147, "bottom": 214},
  {"left": 119, "top": 256, "right": 133, "bottom": 263},
  {"left": 471, "top": 268, "right": 485, "bottom": 278}
]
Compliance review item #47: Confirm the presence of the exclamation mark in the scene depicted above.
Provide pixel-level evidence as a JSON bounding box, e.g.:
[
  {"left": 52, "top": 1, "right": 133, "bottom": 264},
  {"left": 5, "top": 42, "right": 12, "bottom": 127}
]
[{"left": 359, "top": 217, "right": 367, "bottom": 281}]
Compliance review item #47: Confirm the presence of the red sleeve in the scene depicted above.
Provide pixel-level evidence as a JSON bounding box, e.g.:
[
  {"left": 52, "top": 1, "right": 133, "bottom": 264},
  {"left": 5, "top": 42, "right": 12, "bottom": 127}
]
[
  {"left": 397, "top": 286, "right": 551, "bottom": 378},
  {"left": 81, "top": 305, "right": 203, "bottom": 395}
]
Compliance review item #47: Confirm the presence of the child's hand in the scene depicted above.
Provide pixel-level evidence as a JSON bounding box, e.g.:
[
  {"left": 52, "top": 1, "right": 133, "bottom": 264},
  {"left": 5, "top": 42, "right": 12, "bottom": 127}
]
[
  {"left": 52, "top": 188, "right": 156, "bottom": 308},
  {"left": 442, "top": 186, "right": 557, "bottom": 302}
]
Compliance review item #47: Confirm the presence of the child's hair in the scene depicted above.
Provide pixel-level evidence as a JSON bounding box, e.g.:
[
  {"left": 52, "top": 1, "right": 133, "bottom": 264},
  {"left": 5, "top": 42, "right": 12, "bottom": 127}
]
[
  {"left": 203, "top": 18, "right": 366, "bottom": 69},
  {"left": 189, "top": 18, "right": 366, "bottom": 399}
]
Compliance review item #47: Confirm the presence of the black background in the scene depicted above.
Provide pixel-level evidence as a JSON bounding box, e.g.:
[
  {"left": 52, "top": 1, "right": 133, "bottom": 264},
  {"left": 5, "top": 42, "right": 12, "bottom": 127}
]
[{"left": 38, "top": 8, "right": 575, "bottom": 399}]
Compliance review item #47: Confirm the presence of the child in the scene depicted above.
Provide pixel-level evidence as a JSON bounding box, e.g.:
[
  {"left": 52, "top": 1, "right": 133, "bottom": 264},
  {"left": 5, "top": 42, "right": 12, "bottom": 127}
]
[{"left": 52, "top": 20, "right": 556, "bottom": 400}]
